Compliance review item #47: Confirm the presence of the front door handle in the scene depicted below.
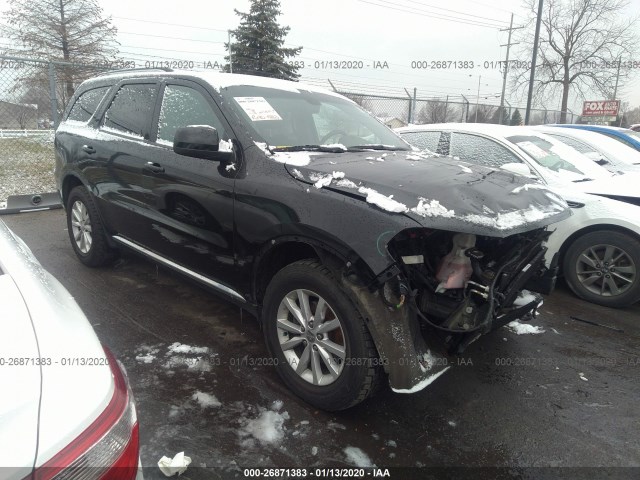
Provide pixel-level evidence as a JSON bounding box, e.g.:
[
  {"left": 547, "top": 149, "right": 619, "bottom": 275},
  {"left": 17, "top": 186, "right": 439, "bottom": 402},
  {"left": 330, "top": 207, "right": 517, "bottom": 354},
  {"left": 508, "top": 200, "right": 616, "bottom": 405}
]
[
  {"left": 82, "top": 145, "right": 96, "bottom": 154},
  {"left": 143, "top": 161, "right": 165, "bottom": 173}
]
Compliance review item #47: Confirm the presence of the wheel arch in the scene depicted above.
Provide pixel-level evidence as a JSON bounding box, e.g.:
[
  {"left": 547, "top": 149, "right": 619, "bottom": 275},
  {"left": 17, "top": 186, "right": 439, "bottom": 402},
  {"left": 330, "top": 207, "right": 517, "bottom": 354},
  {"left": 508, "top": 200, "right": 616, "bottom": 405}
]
[
  {"left": 61, "top": 173, "right": 88, "bottom": 208},
  {"left": 252, "top": 234, "right": 376, "bottom": 313}
]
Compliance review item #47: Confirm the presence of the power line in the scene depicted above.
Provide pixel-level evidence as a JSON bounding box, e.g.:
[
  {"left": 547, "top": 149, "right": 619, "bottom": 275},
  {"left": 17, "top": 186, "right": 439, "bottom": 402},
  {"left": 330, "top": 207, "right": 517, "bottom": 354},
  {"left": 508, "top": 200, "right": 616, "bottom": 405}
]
[
  {"left": 357, "top": 0, "right": 506, "bottom": 28},
  {"left": 395, "top": 0, "right": 509, "bottom": 25}
]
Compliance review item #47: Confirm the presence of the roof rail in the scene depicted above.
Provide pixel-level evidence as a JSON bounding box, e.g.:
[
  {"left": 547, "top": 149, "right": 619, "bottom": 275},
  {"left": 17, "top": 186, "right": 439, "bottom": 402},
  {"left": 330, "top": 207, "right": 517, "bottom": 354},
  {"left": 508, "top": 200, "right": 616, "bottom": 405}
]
[{"left": 96, "top": 67, "right": 173, "bottom": 77}]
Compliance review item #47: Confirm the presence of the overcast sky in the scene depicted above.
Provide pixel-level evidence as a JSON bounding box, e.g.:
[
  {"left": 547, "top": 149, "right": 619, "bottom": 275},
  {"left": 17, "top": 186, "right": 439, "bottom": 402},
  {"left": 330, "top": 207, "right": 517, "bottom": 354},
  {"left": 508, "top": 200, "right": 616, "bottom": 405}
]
[{"left": 1, "top": 0, "right": 639, "bottom": 113}]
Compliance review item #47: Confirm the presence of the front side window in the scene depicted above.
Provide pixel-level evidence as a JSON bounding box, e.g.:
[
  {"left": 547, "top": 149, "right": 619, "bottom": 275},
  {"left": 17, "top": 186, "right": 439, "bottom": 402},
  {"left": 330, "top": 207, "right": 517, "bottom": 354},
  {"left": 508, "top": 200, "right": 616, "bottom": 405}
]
[
  {"left": 450, "top": 132, "right": 522, "bottom": 167},
  {"left": 156, "top": 85, "right": 226, "bottom": 146},
  {"left": 67, "top": 86, "right": 110, "bottom": 123},
  {"left": 400, "top": 131, "right": 441, "bottom": 153},
  {"left": 102, "top": 84, "right": 157, "bottom": 138}
]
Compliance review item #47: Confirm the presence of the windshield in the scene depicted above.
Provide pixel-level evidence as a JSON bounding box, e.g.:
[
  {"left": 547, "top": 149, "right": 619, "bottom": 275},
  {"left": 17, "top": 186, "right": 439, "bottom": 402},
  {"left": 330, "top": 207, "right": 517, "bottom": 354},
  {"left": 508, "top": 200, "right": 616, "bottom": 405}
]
[
  {"left": 506, "top": 134, "right": 613, "bottom": 182},
  {"left": 220, "top": 85, "right": 410, "bottom": 151}
]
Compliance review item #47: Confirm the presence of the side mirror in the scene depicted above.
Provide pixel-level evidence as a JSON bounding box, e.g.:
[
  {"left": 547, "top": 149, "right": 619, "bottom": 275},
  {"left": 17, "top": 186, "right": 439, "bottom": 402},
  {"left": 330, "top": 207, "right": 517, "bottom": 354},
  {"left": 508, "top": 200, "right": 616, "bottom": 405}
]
[
  {"left": 173, "top": 125, "right": 233, "bottom": 161},
  {"left": 501, "top": 162, "right": 533, "bottom": 177}
]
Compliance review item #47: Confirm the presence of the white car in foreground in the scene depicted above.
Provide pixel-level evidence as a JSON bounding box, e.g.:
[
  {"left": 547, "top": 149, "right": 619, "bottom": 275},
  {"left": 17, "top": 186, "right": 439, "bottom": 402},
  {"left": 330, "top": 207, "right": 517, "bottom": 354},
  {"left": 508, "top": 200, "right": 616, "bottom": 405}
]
[
  {"left": 396, "top": 123, "right": 640, "bottom": 308},
  {"left": 0, "top": 220, "right": 142, "bottom": 479}
]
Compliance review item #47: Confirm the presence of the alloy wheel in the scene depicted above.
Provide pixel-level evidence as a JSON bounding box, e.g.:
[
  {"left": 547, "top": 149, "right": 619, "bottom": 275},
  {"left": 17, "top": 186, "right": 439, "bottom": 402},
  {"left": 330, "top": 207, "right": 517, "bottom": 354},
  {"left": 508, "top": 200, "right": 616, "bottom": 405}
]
[
  {"left": 576, "top": 243, "right": 636, "bottom": 297},
  {"left": 71, "top": 200, "right": 93, "bottom": 254}
]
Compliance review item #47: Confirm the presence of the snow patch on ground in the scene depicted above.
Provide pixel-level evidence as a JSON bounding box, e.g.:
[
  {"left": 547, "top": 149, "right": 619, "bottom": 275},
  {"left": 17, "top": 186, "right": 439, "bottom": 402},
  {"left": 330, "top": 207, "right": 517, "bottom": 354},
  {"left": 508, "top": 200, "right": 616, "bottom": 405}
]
[
  {"left": 167, "top": 343, "right": 209, "bottom": 355},
  {"left": 239, "top": 404, "right": 290, "bottom": 445},
  {"left": 357, "top": 187, "right": 407, "bottom": 213},
  {"left": 343, "top": 446, "right": 375, "bottom": 468},
  {"left": 192, "top": 391, "right": 221, "bottom": 408},
  {"left": 327, "top": 421, "right": 347, "bottom": 431},
  {"left": 579, "top": 372, "right": 589, "bottom": 382},
  {"left": 506, "top": 320, "right": 545, "bottom": 335},
  {"left": 386, "top": 440, "right": 397, "bottom": 447},
  {"left": 311, "top": 446, "right": 318, "bottom": 456},
  {"left": 135, "top": 345, "right": 160, "bottom": 364},
  {"left": 410, "top": 197, "right": 455, "bottom": 218},
  {"left": 135, "top": 353, "right": 156, "bottom": 364}
]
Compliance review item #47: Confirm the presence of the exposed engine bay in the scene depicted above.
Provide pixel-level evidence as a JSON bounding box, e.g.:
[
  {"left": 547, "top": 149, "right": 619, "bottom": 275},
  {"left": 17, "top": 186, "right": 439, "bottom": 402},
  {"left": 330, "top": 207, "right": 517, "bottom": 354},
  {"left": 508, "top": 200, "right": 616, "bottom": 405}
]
[{"left": 385, "top": 228, "right": 553, "bottom": 354}]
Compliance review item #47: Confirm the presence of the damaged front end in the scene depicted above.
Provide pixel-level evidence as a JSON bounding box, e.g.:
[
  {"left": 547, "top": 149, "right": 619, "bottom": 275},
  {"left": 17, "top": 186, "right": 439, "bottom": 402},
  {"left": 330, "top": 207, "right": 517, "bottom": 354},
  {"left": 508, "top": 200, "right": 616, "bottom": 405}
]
[{"left": 341, "top": 226, "right": 554, "bottom": 393}]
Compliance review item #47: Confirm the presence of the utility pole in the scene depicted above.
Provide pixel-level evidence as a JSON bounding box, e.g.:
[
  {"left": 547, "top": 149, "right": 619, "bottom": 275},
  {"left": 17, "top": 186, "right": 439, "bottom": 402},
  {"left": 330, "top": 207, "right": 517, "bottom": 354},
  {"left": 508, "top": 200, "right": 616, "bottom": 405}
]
[
  {"left": 612, "top": 57, "right": 622, "bottom": 100},
  {"left": 525, "top": 0, "right": 544, "bottom": 125},
  {"left": 228, "top": 30, "right": 233, "bottom": 73},
  {"left": 499, "top": 14, "right": 523, "bottom": 125},
  {"left": 475, "top": 75, "right": 481, "bottom": 122}
]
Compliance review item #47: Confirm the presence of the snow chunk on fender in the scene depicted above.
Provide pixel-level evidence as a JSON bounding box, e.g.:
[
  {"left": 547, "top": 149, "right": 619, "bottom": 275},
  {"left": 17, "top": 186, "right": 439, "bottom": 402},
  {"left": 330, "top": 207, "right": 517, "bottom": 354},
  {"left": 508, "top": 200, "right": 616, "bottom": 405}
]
[
  {"left": 462, "top": 204, "right": 563, "bottom": 230},
  {"left": 357, "top": 187, "right": 408, "bottom": 213},
  {"left": 411, "top": 197, "right": 455, "bottom": 218},
  {"left": 391, "top": 367, "right": 450, "bottom": 394}
]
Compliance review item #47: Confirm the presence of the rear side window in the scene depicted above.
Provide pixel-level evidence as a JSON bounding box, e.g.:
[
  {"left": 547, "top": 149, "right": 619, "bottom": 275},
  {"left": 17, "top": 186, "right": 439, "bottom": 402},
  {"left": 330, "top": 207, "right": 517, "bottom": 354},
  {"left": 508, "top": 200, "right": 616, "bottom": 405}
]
[
  {"left": 546, "top": 133, "right": 598, "bottom": 155},
  {"left": 67, "top": 86, "right": 109, "bottom": 122},
  {"left": 156, "top": 85, "right": 226, "bottom": 145},
  {"left": 450, "top": 132, "right": 522, "bottom": 167},
  {"left": 599, "top": 131, "right": 636, "bottom": 149},
  {"left": 103, "top": 84, "right": 157, "bottom": 138},
  {"left": 400, "top": 131, "right": 441, "bottom": 153}
]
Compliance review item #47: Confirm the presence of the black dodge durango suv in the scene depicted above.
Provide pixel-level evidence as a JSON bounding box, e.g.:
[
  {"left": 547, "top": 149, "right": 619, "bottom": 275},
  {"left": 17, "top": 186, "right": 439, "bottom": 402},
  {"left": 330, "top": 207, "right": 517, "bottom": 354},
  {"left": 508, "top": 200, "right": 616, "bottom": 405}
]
[{"left": 55, "top": 69, "right": 571, "bottom": 410}]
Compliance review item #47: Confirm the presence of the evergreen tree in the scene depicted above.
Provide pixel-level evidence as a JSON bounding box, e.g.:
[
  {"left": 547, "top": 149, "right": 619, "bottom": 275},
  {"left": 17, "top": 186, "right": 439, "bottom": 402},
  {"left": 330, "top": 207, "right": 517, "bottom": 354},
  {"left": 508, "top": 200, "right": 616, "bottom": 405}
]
[
  {"left": 224, "top": 0, "right": 303, "bottom": 81},
  {"left": 510, "top": 108, "right": 523, "bottom": 126}
]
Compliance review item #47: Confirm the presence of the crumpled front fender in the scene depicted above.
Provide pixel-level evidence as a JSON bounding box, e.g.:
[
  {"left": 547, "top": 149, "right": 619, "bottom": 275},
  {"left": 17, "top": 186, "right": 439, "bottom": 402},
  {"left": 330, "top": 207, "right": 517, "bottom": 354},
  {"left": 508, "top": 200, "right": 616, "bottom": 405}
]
[{"left": 340, "top": 275, "right": 451, "bottom": 393}]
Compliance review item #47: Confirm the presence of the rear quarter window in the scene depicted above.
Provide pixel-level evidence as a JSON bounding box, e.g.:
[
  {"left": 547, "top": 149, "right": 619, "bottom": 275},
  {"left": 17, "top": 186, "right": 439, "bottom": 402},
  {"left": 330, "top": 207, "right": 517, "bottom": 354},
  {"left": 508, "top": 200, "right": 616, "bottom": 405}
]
[
  {"left": 66, "top": 86, "right": 110, "bottom": 123},
  {"left": 102, "top": 83, "right": 158, "bottom": 138}
]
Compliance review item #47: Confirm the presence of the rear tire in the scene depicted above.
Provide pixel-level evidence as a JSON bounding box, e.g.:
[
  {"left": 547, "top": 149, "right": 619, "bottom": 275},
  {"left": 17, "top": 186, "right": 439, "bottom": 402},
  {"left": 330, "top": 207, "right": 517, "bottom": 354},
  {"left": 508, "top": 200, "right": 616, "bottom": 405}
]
[
  {"left": 563, "top": 231, "right": 640, "bottom": 308},
  {"left": 262, "top": 259, "right": 381, "bottom": 411},
  {"left": 66, "top": 186, "right": 117, "bottom": 267}
]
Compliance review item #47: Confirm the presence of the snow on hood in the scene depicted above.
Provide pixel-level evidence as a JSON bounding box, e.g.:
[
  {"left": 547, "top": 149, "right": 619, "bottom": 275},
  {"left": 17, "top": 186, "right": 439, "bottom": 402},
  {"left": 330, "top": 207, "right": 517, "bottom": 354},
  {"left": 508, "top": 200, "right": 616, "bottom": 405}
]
[{"left": 284, "top": 151, "right": 571, "bottom": 237}]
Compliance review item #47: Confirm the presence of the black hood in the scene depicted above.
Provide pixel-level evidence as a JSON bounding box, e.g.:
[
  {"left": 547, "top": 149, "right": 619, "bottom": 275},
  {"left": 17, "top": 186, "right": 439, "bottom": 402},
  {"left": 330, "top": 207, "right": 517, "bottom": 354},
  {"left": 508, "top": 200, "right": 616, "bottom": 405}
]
[{"left": 282, "top": 150, "right": 571, "bottom": 237}]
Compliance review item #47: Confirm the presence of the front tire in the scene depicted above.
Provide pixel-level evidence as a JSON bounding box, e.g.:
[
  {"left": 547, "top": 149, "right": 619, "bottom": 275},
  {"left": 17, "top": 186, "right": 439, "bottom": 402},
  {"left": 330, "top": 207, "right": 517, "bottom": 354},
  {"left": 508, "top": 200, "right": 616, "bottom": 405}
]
[
  {"left": 66, "top": 186, "right": 117, "bottom": 267},
  {"left": 262, "top": 259, "right": 381, "bottom": 411},
  {"left": 563, "top": 231, "right": 640, "bottom": 308}
]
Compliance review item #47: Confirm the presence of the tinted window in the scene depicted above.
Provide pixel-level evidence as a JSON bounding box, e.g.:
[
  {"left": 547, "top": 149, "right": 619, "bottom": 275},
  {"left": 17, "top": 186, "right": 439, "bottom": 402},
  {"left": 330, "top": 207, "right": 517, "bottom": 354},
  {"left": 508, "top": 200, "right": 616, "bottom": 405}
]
[
  {"left": 157, "top": 85, "right": 226, "bottom": 145},
  {"left": 67, "top": 86, "right": 109, "bottom": 122},
  {"left": 450, "top": 132, "right": 522, "bottom": 167},
  {"left": 400, "top": 131, "right": 441, "bottom": 152},
  {"left": 545, "top": 133, "right": 595, "bottom": 154},
  {"left": 103, "top": 84, "right": 157, "bottom": 138}
]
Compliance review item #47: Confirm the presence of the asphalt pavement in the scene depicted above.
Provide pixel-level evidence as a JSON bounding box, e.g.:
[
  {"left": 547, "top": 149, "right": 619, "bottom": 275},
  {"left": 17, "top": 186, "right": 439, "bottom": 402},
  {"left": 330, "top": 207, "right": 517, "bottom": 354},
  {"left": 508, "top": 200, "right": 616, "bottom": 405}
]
[{"left": 4, "top": 209, "right": 639, "bottom": 480}]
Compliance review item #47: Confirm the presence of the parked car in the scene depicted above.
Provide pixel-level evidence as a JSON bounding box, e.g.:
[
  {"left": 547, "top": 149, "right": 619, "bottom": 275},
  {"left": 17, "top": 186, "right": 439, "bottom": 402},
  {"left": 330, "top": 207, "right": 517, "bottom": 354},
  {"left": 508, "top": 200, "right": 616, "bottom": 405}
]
[
  {"left": 630, "top": 124, "right": 640, "bottom": 132},
  {"left": 396, "top": 123, "right": 640, "bottom": 308},
  {"left": 552, "top": 124, "right": 640, "bottom": 152},
  {"left": 0, "top": 220, "right": 141, "bottom": 480},
  {"left": 533, "top": 125, "right": 640, "bottom": 174},
  {"left": 55, "top": 70, "right": 570, "bottom": 410}
]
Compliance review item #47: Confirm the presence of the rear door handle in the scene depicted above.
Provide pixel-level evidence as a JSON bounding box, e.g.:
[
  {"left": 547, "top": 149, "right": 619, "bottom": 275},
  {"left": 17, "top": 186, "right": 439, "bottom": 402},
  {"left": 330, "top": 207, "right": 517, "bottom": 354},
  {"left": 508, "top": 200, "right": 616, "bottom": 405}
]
[
  {"left": 143, "top": 161, "right": 165, "bottom": 173},
  {"left": 82, "top": 145, "right": 96, "bottom": 154}
]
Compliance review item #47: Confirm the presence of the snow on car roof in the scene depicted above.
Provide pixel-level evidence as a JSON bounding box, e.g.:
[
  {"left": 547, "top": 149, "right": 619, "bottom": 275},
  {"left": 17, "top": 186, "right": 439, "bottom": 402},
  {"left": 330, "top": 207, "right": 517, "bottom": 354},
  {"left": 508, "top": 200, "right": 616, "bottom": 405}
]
[{"left": 86, "top": 69, "right": 347, "bottom": 99}]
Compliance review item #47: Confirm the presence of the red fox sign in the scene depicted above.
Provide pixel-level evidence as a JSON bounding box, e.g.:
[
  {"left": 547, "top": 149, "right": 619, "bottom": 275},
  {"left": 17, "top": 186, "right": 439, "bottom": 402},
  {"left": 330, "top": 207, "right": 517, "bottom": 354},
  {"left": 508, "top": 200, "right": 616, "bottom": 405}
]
[{"left": 582, "top": 100, "right": 620, "bottom": 117}]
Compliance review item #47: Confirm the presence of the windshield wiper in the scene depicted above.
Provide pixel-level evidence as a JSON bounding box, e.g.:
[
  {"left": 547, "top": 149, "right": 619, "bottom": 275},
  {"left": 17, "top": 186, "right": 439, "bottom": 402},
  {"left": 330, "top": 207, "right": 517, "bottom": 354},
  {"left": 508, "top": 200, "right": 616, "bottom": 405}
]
[
  {"left": 271, "top": 145, "right": 347, "bottom": 153},
  {"left": 347, "top": 144, "right": 408, "bottom": 151},
  {"left": 572, "top": 178, "right": 594, "bottom": 183}
]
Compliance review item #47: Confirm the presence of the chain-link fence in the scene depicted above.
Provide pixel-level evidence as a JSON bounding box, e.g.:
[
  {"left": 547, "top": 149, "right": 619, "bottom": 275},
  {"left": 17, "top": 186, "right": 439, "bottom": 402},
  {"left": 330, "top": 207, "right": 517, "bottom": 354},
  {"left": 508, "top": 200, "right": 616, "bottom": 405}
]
[
  {"left": 336, "top": 88, "right": 578, "bottom": 128},
  {"left": 0, "top": 55, "right": 110, "bottom": 208}
]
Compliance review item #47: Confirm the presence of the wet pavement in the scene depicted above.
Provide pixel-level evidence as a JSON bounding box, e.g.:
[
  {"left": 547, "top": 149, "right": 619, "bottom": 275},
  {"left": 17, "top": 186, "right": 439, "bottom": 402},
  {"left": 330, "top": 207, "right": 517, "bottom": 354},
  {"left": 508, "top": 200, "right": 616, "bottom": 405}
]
[{"left": 4, "top": 209, "right": 640, "bottom": 479}]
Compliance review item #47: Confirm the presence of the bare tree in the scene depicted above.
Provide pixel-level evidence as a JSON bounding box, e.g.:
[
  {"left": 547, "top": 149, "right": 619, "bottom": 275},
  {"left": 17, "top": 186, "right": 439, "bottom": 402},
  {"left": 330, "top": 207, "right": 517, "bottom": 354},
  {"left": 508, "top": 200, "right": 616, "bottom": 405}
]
[
  {"left": 417, "top": 100, "right": 458, "bottom": 124},
  {"left": 1, "top": 0, "right": 118, "bottom": 101},
  {"left": 513, "top": 0, "right": 638, "bottom": 123}
]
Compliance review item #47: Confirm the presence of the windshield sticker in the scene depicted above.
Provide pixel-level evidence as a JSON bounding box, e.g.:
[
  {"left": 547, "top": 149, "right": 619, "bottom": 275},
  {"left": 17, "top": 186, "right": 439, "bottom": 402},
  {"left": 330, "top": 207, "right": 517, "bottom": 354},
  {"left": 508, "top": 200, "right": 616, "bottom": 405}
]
[
  {"left": 516, "top": 141, "right": 548, "bottom": 159},
  {"left": 234, "top": 97, "right": 282, "bottom": 121}
]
